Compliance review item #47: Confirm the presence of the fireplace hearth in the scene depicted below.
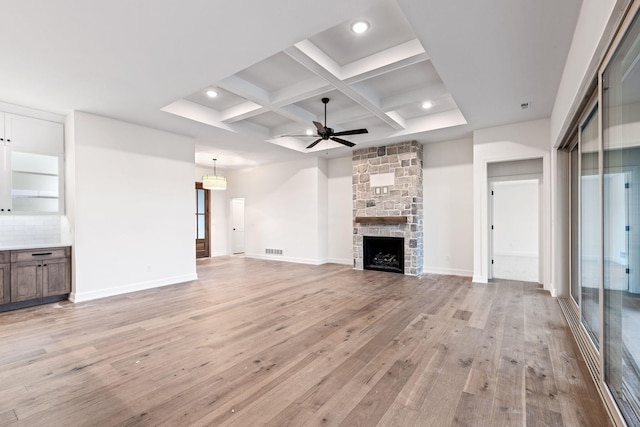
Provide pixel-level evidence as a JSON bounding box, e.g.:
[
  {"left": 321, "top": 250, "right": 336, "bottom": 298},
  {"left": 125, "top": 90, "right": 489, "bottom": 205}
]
[{"left": 363, "top": 236, "right": 404, "bottom": 274}]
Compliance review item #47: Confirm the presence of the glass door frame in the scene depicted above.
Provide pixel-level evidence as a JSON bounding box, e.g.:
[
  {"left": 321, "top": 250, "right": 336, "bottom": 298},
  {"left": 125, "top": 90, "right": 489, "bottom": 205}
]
[{"left": 576, "top": 95, "right": 602, "bottom": 352}]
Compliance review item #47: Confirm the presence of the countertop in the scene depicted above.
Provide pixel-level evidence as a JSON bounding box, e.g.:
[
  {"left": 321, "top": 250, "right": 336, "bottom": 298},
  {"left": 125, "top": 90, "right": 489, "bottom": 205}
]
[{"left": 0, "top": 242, "right": 72, "bottom": 251}]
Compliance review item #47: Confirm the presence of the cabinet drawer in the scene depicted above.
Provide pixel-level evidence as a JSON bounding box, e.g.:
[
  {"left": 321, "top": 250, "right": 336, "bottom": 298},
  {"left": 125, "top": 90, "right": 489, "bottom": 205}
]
[
  {"left": 10, "top": 247, "right": 70, "bottom": 263},
  {"left": 0, "top": 251, "right": 9, "bottom": 263}
]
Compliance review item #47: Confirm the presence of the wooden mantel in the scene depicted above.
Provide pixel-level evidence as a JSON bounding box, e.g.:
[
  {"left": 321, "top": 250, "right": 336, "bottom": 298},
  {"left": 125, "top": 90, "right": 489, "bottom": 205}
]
[{"left": 354, "top": 216, "right": 408, "bottom": 225}]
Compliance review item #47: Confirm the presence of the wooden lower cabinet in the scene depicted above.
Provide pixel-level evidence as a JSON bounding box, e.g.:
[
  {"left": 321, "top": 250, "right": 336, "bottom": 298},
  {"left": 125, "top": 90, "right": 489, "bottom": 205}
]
[
  {"left": 3, "top": 246, "right": 71, "bottom": 308},
  {"left": 10, "top": 260, "right": 42, "bottom": 302},
  {"left": 0, "top": 262, "right": 10, "bottom": 305},
  {"left": 42, "top": 257, "right": 70, "bottom": 297}
]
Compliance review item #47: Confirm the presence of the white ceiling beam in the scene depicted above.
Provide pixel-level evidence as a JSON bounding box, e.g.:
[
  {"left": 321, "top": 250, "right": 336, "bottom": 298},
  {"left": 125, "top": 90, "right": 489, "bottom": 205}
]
[
  {"left": 218, "top": 74, "right": 317, "bottom": 128},
  {"left": 219, "top": 101, "right": 265, "bottom": 123},
  {"left": 279, "top": 104, "right": 318, "bottom": 124},
  {"left": 270, "top": 77, "right": 331, "bottom": 107},
  {"left": 285, "top": 41, "right": 406, "bottom": 130},
  {"left": 289, "top": 40, "right": 343, "bottom": 78},
  {"left": 342, "top": 39, "right": 429, "bottom": 84},
  {"left": 218, "top": 75, "right": 270, "bottom": 104},
  {"left": 161, "top": 99, "right": 234, "bottom": 132},
  {"left": 385, "top": 111, "right": 406, "bottom": 129}
]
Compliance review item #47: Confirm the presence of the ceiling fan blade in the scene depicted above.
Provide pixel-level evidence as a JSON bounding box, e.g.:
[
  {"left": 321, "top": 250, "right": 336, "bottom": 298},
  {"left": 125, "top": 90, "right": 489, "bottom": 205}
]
[
  {"left": 306, "top": 138, "right": 323, "bottom": 149},
  {"left": 331, "top": 137, "right": 356, "bottom": 147},
  {"left": 333, "top": 128, "right": 368, "bottom": 136},
  {"left": 313, "top": 121, "right": 326, "bottom": 136}
]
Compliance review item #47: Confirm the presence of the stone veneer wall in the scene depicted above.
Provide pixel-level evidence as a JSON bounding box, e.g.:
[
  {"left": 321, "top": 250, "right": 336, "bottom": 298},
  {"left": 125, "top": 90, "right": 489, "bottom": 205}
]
[{"left": 353, "top": 141, "right": 423, "bottom": 275}]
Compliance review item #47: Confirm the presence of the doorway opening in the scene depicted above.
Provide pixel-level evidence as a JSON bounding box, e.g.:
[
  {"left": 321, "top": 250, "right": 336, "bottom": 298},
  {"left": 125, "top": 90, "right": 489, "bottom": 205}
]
[
  {"left": 231, "top": 197, "right": 245, "bottom": 255},
  {"left": 490, "top": 178, "right": 540, "bottom": 282},
  {"left": 195, "top": 182, "right": 210, "bottom": 258}
]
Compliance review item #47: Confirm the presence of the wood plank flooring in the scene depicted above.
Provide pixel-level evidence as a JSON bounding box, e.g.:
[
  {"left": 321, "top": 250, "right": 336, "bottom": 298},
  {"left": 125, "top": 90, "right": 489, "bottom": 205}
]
[{"left": 0, "top": 256, "right": 611, "bottom": 426}]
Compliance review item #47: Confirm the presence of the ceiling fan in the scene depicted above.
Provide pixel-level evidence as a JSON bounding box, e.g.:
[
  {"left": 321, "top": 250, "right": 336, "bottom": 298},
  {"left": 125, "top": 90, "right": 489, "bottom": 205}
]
[{"left": 303, "top": 97, "right": 368, "bottom": 149}]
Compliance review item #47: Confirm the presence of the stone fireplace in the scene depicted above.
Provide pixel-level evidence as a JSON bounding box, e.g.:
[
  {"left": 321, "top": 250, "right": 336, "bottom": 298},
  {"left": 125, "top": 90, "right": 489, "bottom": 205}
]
[{"left": 353, "top": 141, "right": 423, "bottom": 275}]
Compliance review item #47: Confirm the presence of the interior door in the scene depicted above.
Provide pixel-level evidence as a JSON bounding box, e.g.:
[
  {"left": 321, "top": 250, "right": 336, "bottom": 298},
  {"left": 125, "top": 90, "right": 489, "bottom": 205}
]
[
  {"left": 195, "top": 182, "right": 210, "bottom": 258},
  {"left": 231, "top": 197, "right": 245, "bottom": 254},
  {"left": 491, "top": 179, "right": 540, "bottom": 282}
]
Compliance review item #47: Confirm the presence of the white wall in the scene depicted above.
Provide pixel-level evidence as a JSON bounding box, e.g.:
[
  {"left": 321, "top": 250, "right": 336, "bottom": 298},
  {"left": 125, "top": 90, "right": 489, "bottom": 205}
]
[
  {"left": 551, "top": 0, "right": 619, "bottom": 146},
  {"left": 317, "top": 158, "right": 329, "bottom": 263},
  {"left": 226, "top": 156, "right": 328, "bottom": 264},
  {"left": 67, "top": 112, "right": 197, "bottom": 302},
  {"left": 423, "top": 138, "right": 473, "bottom": 276},
  {"left": 327, "top": 156, "right": 353, "bottom": 265},
  {"left": 473, "top": 119, "right": 553, "bottom": 292},
  {"left": 195, "top": 165, "right": 228, "bottom": 257}
]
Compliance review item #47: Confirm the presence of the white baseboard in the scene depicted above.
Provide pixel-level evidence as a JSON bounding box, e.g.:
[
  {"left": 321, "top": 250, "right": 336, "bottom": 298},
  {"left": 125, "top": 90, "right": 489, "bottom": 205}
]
[
  {"left": 327, "top": 258, "right": 353, "bottom": 265},
  {"left": 472, "top": 275, "right": 488, "bottom": 284},
  {"left": 423, "top": 266, "right": 473, "bottom": 277},
  {"left": 245, "top": 253, "right": 328, "bottom": 266},
  {"left": 69, "top": 273, "right": 198, "bottom": 303}
]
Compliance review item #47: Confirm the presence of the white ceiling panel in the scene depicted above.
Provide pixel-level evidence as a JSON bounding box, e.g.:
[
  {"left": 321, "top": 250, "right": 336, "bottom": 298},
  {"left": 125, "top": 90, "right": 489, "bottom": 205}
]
[
  {"left": 308, "top": 1, "right": 416, "bottom": 66},
  {"left": 240, "top": 111, "right": 292, "bottom": 130},
  {"left": 185, "top": 87, "right": 247, "bottom": 111},
  {"left": 235, "top": 52, "right": 318, "bottom": 94},
  {"left": 355, "top": 61, "right": 443, "bottom": 102},
  {"left": 394, "top": 94, "right": 459, "bottom": 120}
]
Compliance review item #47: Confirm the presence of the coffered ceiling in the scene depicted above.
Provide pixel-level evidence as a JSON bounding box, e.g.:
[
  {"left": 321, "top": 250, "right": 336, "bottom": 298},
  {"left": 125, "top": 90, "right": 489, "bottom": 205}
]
[
  {"left": 0, "top": 0, "right": 583, "bottom": 170},
  {"left": 163, "top": 1, "right": 466, "bottom": 156}
]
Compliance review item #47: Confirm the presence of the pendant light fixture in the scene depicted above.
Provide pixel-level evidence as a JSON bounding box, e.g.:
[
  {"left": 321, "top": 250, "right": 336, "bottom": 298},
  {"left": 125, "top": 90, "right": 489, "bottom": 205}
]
[{"left": 202, "top": 158, "right": 227, "bottom": 190}]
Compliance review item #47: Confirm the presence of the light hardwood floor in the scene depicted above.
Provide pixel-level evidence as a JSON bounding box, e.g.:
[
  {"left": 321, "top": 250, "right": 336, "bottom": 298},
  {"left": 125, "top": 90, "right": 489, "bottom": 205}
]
[{"left": 0, "top": 256, "right": 611, "bottom": 426}]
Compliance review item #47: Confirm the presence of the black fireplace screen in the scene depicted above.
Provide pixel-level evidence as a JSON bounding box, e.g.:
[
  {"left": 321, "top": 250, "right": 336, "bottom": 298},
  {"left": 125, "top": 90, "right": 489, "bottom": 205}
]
[{"left": 363, "top": 236, "right": 404, "bottom": 274}]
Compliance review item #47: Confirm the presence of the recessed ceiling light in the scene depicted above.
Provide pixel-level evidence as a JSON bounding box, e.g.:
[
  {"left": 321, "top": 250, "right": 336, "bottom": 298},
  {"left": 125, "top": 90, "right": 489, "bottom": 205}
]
[
  {"left": 205, "top": 89, "right": 219, "bottom": 98},
  {"left": 421, "top": 101, "right": 433, "bottom": 109},
  {"left": 351, "top": 20, "right": 370, "bottom": 34},
  {"left": 306, "top": 128, "right": 314, "bottom": 136}
]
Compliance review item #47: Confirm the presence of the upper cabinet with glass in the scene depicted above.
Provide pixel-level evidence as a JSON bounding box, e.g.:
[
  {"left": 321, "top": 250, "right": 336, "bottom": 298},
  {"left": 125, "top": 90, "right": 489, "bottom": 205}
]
[{"left": 0, "top": 112, "right": 64, "bottom": 214}]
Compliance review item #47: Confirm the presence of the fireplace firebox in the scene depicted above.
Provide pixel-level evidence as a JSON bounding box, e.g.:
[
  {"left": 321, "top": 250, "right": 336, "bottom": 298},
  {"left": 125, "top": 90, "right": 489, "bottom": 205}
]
[{"left": 363, "top": 236, "right": 404, "bottom": 274}]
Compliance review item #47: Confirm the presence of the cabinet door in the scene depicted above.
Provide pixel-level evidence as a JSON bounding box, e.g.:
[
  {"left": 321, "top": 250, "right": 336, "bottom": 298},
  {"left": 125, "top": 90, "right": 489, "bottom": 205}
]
[
  {"left": 0, "top": 147, "right": 10, "bottom": 213},
  {"left": 0, "top": 263, "right": 10, "bottom": 304},
  {"left": 42, "top": 258, "right": 70, "bottom": 297},
  {"left": 4, "top": 114, "right": 63, "bottom": 153},
  {"left": 10, "top": 261, "right": 42, "bottom": 302},
  {"left": 10, "top": 150, "right": 62, "bottom": 213}
]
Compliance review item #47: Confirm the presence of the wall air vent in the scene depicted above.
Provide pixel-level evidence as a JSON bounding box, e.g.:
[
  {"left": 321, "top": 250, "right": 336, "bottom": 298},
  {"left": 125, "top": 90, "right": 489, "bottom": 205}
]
[{"left": 265, "top": 248, "right": 283, "bottom": 255}]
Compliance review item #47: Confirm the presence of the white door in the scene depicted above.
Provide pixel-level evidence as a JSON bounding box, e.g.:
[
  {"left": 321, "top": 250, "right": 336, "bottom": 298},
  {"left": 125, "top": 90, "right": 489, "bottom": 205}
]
[
  {"left": 491, "top": 179, "right": 539, "bottom": 282},
  {"left": 231, "top": 198, "right": 245, "bottom": 254}
]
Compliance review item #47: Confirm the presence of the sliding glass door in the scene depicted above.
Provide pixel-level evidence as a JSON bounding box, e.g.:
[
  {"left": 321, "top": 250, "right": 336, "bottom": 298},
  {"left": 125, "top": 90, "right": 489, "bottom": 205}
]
[
  {"left": 603, "top": 9, "right": 640, "bottom": 422},
  {"left": 580, "top": 105, "right": 600, "bottom": 348},
  {"left": 570, "top": 143, "right": 580, "bottom": 304}
]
